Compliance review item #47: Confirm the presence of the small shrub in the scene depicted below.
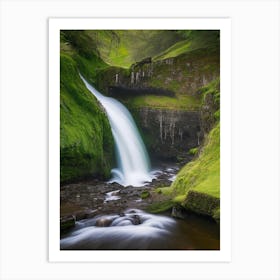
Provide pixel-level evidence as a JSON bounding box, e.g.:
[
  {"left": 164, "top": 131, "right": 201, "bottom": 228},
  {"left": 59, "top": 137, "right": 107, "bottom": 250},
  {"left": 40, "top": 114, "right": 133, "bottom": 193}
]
[
  {"left": 188, "top": 147, "right": 198, "bottom": 155},
  {"left": 141, "top": 191, "right": 150, "bottom": 199}
]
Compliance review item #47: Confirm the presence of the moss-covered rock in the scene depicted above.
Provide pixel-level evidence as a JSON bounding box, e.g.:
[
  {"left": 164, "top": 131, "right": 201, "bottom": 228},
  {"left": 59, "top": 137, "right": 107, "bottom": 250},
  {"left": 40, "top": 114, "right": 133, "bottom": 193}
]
[
  {"left": 60, "top": 54, "right": 114, "bottom": 183},
  {"left": 167, "top": 123, "right": 220, "bottom": 198},
  {"left": 182, "top": 190, "right": 220, "bottom": 218},
  {"left": 140, "top": 190, "right": 150, "bottom": 199}
]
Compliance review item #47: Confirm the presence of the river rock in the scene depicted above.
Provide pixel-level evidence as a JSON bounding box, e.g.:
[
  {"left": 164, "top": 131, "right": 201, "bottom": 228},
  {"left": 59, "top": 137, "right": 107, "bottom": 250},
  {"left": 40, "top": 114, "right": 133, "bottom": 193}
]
[
  {"left": 171, "top": 205, "right": 186, "bottom": 219},
  {"left": 95, "top": 217, "right": 113, "bottom": 227},
  {"left": 60, "top": 215, "right": 75, "bottom": 232}
]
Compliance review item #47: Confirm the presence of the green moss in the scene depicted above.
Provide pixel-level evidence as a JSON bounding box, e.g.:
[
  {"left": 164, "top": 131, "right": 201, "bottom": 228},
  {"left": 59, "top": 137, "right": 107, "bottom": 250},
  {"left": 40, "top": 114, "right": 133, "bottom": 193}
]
[
  {"left": 140, "top": 190, "right": 150, "bottom": 199},
  {"left": 146, "top": 200, "right": 175, "bottom": 214},
  {"left": 154, "top": 30, "right": 219, "bottom": 61},
  {"left": 154, "top": 40, "right": 191, "bottom": 60},
  {"left": 212, "top": 207, "right": 220, "bottom": 223},
  {"left": 162, "top": 123, "right": 220, "bottom": 200},
  {"left": 156, "top": 124, "right": 220, "bottom": 220},
  {"left": 60, "top": 54, "right": 114, "bottom": 183},
  {"left": 123, "top": 95, "right": 201, "bottom": 111},
  {"left": 182, "top": 190, "right": 220, "bottom": 217},
  {"left": 91, "top": 30, "right": 183, "bottom": 68},
  {"left": 188, "top": 147, "right": 198, "bottom": 155},
  {"left": 201, "top": 78, "right": 220, "bottom": 106}
]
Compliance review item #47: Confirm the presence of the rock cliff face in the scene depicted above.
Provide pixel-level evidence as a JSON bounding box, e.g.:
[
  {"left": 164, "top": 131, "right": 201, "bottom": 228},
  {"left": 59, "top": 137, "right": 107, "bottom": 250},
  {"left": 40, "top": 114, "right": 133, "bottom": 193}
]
[
  {"left": 96, "top": 47, "right": 219, "bottom": 98},
  {"left": 95, "top": 48, "right": 219, "bottom": 162},
  {"left": 132, "top": 108, "right": 201, "bottom": 162}
]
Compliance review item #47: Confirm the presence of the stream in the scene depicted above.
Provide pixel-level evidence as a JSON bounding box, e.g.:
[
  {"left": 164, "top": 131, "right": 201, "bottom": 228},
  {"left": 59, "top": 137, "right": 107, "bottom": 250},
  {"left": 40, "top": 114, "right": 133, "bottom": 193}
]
[
  {"left": 60, "top": 76, "right": 220, "bottom": 250},
  {"left": 60, "top": 165, "right": 220, "bottom": 250},
  {"left": 61, "top": 208, "right": 219, "bottom": 250}
]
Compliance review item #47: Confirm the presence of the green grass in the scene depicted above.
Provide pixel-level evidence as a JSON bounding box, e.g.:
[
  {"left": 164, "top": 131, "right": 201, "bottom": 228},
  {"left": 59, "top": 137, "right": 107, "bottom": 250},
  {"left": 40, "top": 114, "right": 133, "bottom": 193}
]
[
  {"left": 123, "top": 94, "right": 201, "bottom": 110},
  {"left": 140, "top": 190, "right": 150, "bottom": 199},
  {"left": 176, "top": 123, "right": 220, "bottom": 198},
  {"left": 146, "top": 200, "right": 175, "bottom": 214},
  {"left": 85, "top": 30, "right": 183, "bottom": 68},
  {"left": 154, "top": 40, "right": 191, "bottom": 60},
  {"left": 161, "top": 123, "right": 220, "bottom": 201},
  {"left": 154, "top": 30, "right": 219, "bottom": 61}
]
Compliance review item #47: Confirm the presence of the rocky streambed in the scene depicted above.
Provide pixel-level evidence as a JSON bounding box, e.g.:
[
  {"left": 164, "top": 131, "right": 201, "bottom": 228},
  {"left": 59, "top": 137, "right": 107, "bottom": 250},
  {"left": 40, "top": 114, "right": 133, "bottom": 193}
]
[
  {"left": 60, "top": 164, "right": 220, "bottom": 250},
  {"left": 60, "top": 164, "right": 178, "bottom": 233}
]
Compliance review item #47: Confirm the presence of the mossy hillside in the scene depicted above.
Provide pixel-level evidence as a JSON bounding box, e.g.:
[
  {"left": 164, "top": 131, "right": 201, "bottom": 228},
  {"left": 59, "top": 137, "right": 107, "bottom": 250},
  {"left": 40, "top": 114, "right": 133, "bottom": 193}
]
[
  {"left": 60, "top": 54, "right": 114, "bottom": 183},
  {"left": 200, "top": 78, "right": 220, "bottom": 133},
  {"left": 154, "top": 30, "right": 220, "bottom": 61},
  {"left": 147, "top": 47, "right": 219, "bottom": 97},
  {"left": 60, "top": 30, "right": 109, "bottom": 83},
  {"left": 70, "top": 30, "right": 219, "bottom": 69},
  {"left": 168, "top": 123, "right": 220, "bottom": 199},
  {"left": 122, "top": 95, "right": 201, "bottom": 111},
  {"left": 85, "top": 30, "right": 183, "bottom": 68},
  {"left": 154, "top": 123, "right": 220, "bottom": 219}
]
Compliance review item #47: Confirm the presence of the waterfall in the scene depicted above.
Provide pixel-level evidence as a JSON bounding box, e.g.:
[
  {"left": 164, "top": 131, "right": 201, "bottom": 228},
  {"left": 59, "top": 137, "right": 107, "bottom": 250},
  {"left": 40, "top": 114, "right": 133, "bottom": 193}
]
[{"left": 79, "top": 75, "right": 152, "bottom": 187}]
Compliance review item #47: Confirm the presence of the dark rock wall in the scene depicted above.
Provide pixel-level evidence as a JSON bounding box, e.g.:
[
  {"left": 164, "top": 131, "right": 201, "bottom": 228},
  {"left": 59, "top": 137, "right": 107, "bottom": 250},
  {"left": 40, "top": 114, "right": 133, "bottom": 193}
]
[
  {"left": 95, "top": 47, "right": 219, "bottom": 163},
  {"left": 132, "top": 108, "right": 201, "bottom": 162},
  {"left": 96, "top": 48, "right": 219, "bottom": 97}
]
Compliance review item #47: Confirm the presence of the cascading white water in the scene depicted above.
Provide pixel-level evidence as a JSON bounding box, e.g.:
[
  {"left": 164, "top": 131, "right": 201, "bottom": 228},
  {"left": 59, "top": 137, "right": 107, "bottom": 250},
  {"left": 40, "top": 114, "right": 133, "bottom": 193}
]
[{"left": 80, "top": 75, "right": 152, "bottom": 187}]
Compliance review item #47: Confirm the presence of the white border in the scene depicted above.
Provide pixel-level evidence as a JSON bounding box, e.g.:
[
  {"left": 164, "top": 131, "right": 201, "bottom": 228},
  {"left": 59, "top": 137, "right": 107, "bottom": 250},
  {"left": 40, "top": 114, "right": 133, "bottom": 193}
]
[{"left": 49, "top": 18, "right": 231, "bottom": 262}]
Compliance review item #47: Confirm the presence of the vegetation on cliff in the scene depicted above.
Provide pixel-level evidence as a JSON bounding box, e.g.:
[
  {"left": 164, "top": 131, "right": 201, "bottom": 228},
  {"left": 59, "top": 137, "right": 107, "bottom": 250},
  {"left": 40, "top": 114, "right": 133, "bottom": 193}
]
[
  {"left": 60, "top": 53, "right": 114, "bottom": 183},
  {"left": 94, "top": 31, "right": 220, "bottom": 112},
  {"left": 152, "top": 79, "right": 220, "bottom": 221},
  {"left": 60, "top": 29, "right": 221, "bottom": 223},
  {"left": 84, "top": 30, "right": 183, "bottom": 68}
]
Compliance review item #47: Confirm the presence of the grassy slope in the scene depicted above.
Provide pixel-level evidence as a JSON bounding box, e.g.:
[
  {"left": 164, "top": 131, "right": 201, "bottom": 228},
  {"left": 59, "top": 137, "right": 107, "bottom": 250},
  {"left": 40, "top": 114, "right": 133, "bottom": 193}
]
[
  {"left": 60, "top": 53, "right": 114, "bottom": 183},
  {"left": 149, "top": 79, "right": 220, "bottom": 219},
  {"left": 122, "top": 48, "right": 218, "bottom": 111},
  {"left": 123, "top": 94, "right": 201, "bottom": 111},
  {"left": 113, "top": 32, "right": 218, "bottom": 110},
  {"left": 153, "top": 40, "right": 191, "bottom": 60},
  {"left": 154, "top": 30, "right": 220, "bottom": 61},
  {"left": 149, "top": 123, "right": 220, "bottom": 219},
  {"left": 86, "top": 30, "right": 183, "bottom": 68},
  {"left": 168, "top": 123, "right": 220, "bottom": 200}
]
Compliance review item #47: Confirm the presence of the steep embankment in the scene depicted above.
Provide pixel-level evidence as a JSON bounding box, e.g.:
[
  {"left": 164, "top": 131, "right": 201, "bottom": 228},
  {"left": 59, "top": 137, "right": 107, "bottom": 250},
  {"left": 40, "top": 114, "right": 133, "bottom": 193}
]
[
  {"left": 85, "top": 30, "right": 183, "bottom": 68},
  {"left": 155, "top": 79, "right": 220, "bottom": 222},
  {"left": 60, "top": 33, "right": 114, "bottom": 183}
]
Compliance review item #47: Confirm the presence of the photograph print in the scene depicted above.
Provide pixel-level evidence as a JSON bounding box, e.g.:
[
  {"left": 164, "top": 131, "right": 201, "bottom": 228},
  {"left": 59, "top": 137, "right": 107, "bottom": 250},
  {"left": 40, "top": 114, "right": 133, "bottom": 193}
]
[{"left": 59, "top": 29, "right": 221, "bottom": 250}]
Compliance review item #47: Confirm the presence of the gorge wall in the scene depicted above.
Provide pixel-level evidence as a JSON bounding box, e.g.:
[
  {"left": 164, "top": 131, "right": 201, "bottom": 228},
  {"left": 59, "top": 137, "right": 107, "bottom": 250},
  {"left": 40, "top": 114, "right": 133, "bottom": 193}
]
[
  {"left": 95, "top": 47, "right": 219, "bottom": 162},
  {"left": 132, "top": 108, "right": 201, "bottom": 162},
  {"left": 96, "top": 47, "right": 219, "bottom": 99}
]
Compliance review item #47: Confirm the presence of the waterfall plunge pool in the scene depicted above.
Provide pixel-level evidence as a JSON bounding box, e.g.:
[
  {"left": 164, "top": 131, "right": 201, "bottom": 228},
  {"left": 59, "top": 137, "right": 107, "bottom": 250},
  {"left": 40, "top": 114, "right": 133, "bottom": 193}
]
[{"left": 60, "top": 76, "right": 220, "bottom": 250}]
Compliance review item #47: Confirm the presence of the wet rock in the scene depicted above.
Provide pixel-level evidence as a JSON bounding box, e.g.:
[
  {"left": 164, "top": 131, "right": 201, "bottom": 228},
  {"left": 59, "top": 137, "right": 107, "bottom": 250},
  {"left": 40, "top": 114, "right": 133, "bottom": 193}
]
[
  {"left": 182, "top": 190, "right": 220, "bottom": 219},
  {"left": 171, "top": 205, "right": 186, "bottom": 219},
  {"left": 60, "top": 215, "right": 75, "bottom": 232},
  {"left": 131, "top": 215, "right": 141, "bottom": 225},
  {"left": 109, "top": 182, "right": 123, "bottom": 188},
  {"left": 95, "top": 217, "right": 113, "bottom": 227}
]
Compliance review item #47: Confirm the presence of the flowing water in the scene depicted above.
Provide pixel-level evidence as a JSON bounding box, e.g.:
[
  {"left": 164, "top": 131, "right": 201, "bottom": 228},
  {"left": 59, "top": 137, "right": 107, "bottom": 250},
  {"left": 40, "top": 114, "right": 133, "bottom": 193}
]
[
  {"left": 60, "top": 209, "right": 220, "bottom": 250},
  {"left": 80, "top": 75, "right": 152, "bottom": 187},
  {"left": 67, "top": 76, "right": 220, "bottom": 250}
]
